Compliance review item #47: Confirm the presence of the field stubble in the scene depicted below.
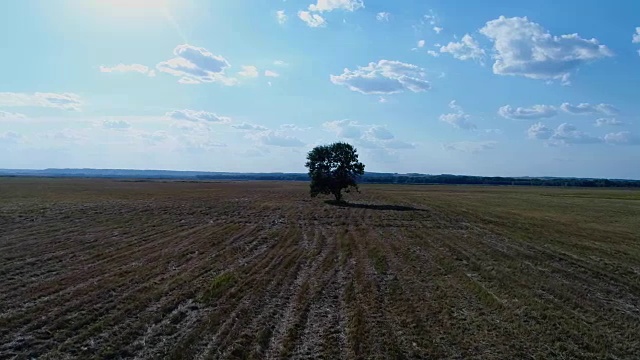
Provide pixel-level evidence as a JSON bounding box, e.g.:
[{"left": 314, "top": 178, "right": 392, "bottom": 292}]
[{"left": 1, "top": 179, "right": 639, "bottom": 359}]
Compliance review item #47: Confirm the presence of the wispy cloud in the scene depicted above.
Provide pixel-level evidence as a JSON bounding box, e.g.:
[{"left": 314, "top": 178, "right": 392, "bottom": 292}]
[
  {"left": 99, "top": 64, "right": 155, "bottom": 77},
  {"left": 0, "top": 92, "right": 83, "bottom": 111}
]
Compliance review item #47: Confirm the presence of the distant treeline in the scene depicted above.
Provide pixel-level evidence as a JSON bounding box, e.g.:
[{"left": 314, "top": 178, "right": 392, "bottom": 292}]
[
  {"left": 195, "top": 173, "right": 640, "bottom": 188},
  {"left": 358, "top": 174, "right": 640, "bottom": 188},
  {"left": 1, "top": 168, "right": 639, "bottom": 188}
]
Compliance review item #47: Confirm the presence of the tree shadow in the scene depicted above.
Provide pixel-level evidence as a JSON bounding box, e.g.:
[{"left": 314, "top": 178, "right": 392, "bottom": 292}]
[{"left": 324, "top": 200, "right": 425, "bottom": 212}]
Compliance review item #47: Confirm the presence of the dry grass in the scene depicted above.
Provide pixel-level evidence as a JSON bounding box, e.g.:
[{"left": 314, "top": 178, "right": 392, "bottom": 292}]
[{"left": 1, "top": 178, "right": 639, "bottom": 359}]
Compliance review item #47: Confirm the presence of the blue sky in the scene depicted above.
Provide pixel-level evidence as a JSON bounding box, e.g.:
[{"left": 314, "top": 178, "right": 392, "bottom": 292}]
[{"left": 1, "top": 0, "right": 639, "bottom": 178}]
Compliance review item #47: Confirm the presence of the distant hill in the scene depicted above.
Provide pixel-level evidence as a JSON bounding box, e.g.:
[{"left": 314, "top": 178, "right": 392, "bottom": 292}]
[{"left": 1, "top": 168, "right": 639, "bottom": 188}]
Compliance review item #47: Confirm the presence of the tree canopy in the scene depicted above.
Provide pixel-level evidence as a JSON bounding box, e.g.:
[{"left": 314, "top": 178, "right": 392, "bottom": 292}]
[{"left": 305, "top": 142, "right": 365, "bottom": 202}]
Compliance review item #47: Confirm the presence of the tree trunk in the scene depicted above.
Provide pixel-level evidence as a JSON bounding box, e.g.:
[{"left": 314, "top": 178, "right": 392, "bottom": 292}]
[{"left": 333, "top": 190, "right": 343, "bottom": 203}]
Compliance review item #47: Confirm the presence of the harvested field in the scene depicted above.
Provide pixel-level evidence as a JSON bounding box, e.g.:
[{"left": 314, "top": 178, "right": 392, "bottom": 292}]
[{"left": 1, "top": 178, "right": 639, "bottom": 359}]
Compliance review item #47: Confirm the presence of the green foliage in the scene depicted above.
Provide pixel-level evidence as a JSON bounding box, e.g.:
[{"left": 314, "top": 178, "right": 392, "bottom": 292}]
[{"left": 305, "top": 142, "right": 365, "bottom": 202}]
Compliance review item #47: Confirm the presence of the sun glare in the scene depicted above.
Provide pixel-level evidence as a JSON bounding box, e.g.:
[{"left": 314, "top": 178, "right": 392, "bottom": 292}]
[{"left": 91, "top": 0, "right": 170, "bottom": 17}]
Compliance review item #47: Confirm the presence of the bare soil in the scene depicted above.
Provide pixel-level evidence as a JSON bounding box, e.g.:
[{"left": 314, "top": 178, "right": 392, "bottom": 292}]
[{"left": 1, "top": 179, "right": 639, "bottom": 359}]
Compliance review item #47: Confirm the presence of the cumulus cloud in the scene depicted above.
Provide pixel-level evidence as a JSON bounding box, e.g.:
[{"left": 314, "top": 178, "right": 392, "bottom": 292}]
[
  {"left": 252, "top": 130, "right": 305, "bottom": 147},
  {"left": 479, "top": 16, "right": 612, "bottom": 83},
  {"left": 323, "top": 119, "right": 414, "bottom": 150},
  {"left": 276, "top": 10, "right": 287, "bottom": 24},
  {"left": 529, "top": 122, "right": 603, "bottom": 145},
  {"left": 633, "top": 28, "right": 640, "bottom": 44},
  {"left": 595, "top": 118, "right": 623, "bottom": 127},
  {"left": 298, "top": 11, "right": 326, "bottom": 27},
  {"left": 439, "top": 101, "right": 476, "bottom": 130},
  {"left": 426, "top": 50, "right": 440, "bottom": 57},
  {"left": 552, "top": 123, "right": 602, "bottom": 144},
  {"left": 264, "top": 70, "right": 280, "bottom": 77},
  {"left": 156, "top": 44, "right": 236, "bottom": 85},
  {"left": 165, "top": 109, "right": 231, "bottom": 124},
  {"left": 308, "top": 0, "right": 364, "bottom": 12},
  {"left": 527, "top": 122, "right": 554, "bottom": 139},
  {"left": 273, "top": 60, "right": 289, "bottom": 66},
  {"left": 439, "top": 34, "right": 485, "bottom": 61},
  {"left": 231, "top": 122, "right": 268, "bottom": 131},
  {"left": 366, "top": 125, "right": 394, "bottom": 140},
  {"left": 498, "top": 105, "right": 557, "bottom": 120},
  {"left": 238, "top": 65, "right": 259, "bottom": 78},
  {"left": 0, "top": 92, "right": 82, "bottom": 111},
  {"left": 443, "top": 141, "right": 496, "bottom": 153},
  {"left": 605, "top": 131, "right": 638, "bottom": 145},
  {"left": 560, "top": 102, "right": 619, "bottom": 115},
  {"left": 0, "top": 110, "right": 27, "bottom": 119},
  {"left": 323, "top": 119, "right": 363, "bottom": 138},
  {"left": 433, "top": 26, "right": 443, "bottom": 34},
  {"left": 99, "top": 64, "right": 155, "bottom": 76},
  {"left": 417, "top": 40, "right": 425, "bottom": 48},
  {"left": 102, "top": 119, "right": 131, "bottom": 129},
  {"left": 376, "top": 12, "right": 390, "bottom": 22},
  {"left": 330, "top": 60, "right": 430, "bottom": 95}
]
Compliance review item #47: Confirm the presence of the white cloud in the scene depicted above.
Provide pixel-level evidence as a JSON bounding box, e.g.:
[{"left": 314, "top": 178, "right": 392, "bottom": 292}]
[
  {"left": 0, "top": 110, "right": 27, "bottom": 119},
  {"left": 384, "top": 139, "right": 415, "bottom": 149},
  {"left": 633, "top": 28, "right": 640, "bottom": 44},
  {"left": 298, "top": 11, "right": 326, "bottom": 27},
  {"left": 424, "top": 11, "right": 438, "bottom": 25},
  {"left": 439, "top": 101, "right": 476, "bottom": 130},
  {"left": 323, "top": 119, "right": 363, "bottom": 138},
  {"left": 498, "top": 104, "right": 557, "bottom": 119},
  {"left": 595, "top": 118, "right": 623, "bottom": 127},
  {"left": 479, "top": 16, "right": 613, "bottom": 83},
  {"left": 527, "top": 122, "right": 554, "bottom": 139},
  {"left": 365, "top": 125, "right": 394, "bottom": 140},
  {"left": 99, "top": 63, "right": 154, "bottom": 76},
  {"left": 530, "top": 123, "right": 602, "bottom": 145},
  {"left": 0, "top": 131, "right": 22, "bottom": 144},
  {"left": 156, "top": 44, "right": 237, "bottom": 85},
  {"left": 330, "top": 60, "right": 430, "bottom": 95},
  {"left": 276, "top": 10, "right": 287, "bottom": 24},
  {"left": 443, "top": 141, "right": 496, "bottom": 153},
  {"left": 43, "top": 129, "right": 88, "bottom": 143},
  {"left": 376, "top": 12, "right": 390, "bottom": 22},
  {"left": 560, "top": 102, "right": 619, "bottom": 115},
  {"left": 231, "top": 122, "right": 268, "bottom": 131},
  {"left": 426, "top": 50, "right": 440, "bottom": 57},
  {"left": 605, "top": 131, "right": 638, "bottom": 145},
  {"left": 178, "top": 77, "right": 200, "bottom": 85},
  {"left": 378, "top": 97, "right": 388, "bottom": 103},
  {"left": 102, "top": 119, "right": 131, "bottom": 129},
  {"left": 439, "top": 34, "right": 485, "bottom": 61},
  {"left": 433, "top": 27, "right": 443, "bottom": 34},
  {"left": 252, "top": 130, "right": 305, "bottom": 147},
  {"left": 417, "top": 40, "right": 425, "bottom": 48},
  {"left": 273, "top": 60, "right": 289, "bottom": 66},
  {"left": 280, "top": 124, "right": 307, "bottom": 131},
  {"left": 323, "top": 119, "right": 414, "bottom": 150},
  {"left": 238, "top": 65, "right": 259, "bottom": 78},
  {"left": 551, "top": 123, "right": 602, "bottom": 144},
  {"left": 165, "top": 109, "right": 231, "bottom": 124},
  {"left": 0, "top": 92, "right": 82, "bottom": 111},
  {"left": 264, "top": 70, "right": 280, "bottom": 77},
  {"left": 308, "top": 0, "right": 364, "bottom": 12}
]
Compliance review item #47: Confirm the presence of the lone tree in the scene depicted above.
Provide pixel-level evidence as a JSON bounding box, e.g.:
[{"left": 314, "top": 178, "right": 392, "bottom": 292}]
[{"left": 305, "top": 142, "right": 365, "bottom": 202}]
